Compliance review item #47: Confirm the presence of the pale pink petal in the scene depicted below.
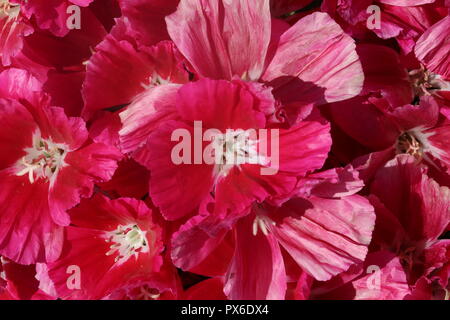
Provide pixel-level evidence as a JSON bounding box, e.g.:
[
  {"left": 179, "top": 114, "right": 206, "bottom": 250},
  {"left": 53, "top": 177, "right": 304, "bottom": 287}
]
[
  {"left": 415, "top": 16, "right": 450, "bottom": 79},
  {"left": 0, "top": 68, "right": 42, "bottom": 102},
  {"left": 0, "top": 8, "right": 33, "bottom": 66},
  {"left": 296, "top": 165, "right": 365, "bottom": 199},
  {"left": 166, "top": 0, "right": 271, "bottom": 80},
  {"left": 271, "top": 195, "right": 375, "bottom": 281},
  {"left": 262, "top": 12, "right": 364, "bottom": 104},
  {"left": 119, "top": 84, "right": 181, "bottom": 154}
]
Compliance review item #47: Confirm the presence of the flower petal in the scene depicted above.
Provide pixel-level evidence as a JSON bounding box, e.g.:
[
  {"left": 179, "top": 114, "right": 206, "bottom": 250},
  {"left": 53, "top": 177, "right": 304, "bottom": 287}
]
[
  {"left": 263, "top": 12, "right": 364, "bottom": 104},
  {"left": 224, "top": 215, "right": 286, "bottom": 300},
  {"left": 166, "top": 0, "right": 271, "bottom": 80},
  {"left": 271, "top": 195, "right": 375, "bottom": 281}
]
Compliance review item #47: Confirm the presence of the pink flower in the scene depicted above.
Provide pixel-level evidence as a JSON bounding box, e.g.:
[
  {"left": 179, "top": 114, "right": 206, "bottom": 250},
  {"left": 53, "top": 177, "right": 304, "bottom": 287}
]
[
  {"left": 81, "top": 35, "right": 190, "bottom": 120},
  {"left": 358, "top": 155, "right": 449, "bottom": 299},
  {"left": 44, "top": 194, "right": 164, "bottom": 299},
  {"left": 0, "top": 0, "right": 448, "bottom": 301},
  {"left": 0, "top": 1, "right": 122, "bottom": 117},
  {"left": 171, "top": 164, "right": 375, "bottom": 299},
  {"left": 166, "top": 1, "right": 363, "bottom": 104},
  {"left": 83, "top": 0, "right": 363, "bottom": 130},
  {"left": 0, "top": 68, "right": 122, "bottom": 264},
  {"left": 125, "top": 78, "right": 331, "bottom": 223},
  {"left": 311, "top": 155, "right": 449, "bottom": 299},
  {"left": 324, "top": 41, "right": 450, "bottom": 177}
]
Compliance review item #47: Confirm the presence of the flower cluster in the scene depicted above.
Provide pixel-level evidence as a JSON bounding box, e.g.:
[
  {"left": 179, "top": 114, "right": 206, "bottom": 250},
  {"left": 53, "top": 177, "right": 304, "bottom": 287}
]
[{"left": 0, "top": 0, "right": 449, "bottom": 300}]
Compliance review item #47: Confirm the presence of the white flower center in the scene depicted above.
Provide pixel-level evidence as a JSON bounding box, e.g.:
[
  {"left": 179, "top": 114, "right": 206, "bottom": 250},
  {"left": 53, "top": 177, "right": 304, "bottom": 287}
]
[
  {"left": 15, "top": 130, "right": 67, "bottom": 185},
  {"left": 105, "top": 224, "right": 149, "bottom": 265},
  {"left": 0, "top": 0, "right": 19, "bottom": 19},
  {"left": 211, "top": 129, "right": 267, "bottom": 177}
]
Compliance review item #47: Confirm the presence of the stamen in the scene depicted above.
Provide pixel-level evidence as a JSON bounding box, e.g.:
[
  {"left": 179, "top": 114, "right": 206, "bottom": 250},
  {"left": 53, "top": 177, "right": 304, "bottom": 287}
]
[
  {"left": 15, "top": 130, "right": 67, "bottom": 185},
  {"left": 211, "top": 129, "right": 268, "bottom": 178},
  {"left": 252, "top": 215, "right": 275, "bottom": 236},
  {"left": 409, "top": 65, "right": 450, "bottom": 100},
  {"left": 105, "top": 224, "right": 149, "bottom": 265},
  {"left": 0, "top": 256, "right": 7, "bottom": 282},
  {"left": 396, "top": 132, "right": 423, "bottom": 161}
]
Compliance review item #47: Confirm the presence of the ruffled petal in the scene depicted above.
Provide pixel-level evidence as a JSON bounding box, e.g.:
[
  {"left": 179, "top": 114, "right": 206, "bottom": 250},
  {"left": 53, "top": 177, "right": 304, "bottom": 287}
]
[
  {"left": 263, "top": 12, "right": 364, "bottom": 104},
  {"left": 166, "top": 0, "right": 271, "bottom": 80},
  {"left": 271, "top": 195, "right": 375, "bottom": 281},
  {"left": 48, "top": 142, "right": 122, "bottom": 225},
  {"left": 415, "top": 16, "right": 450, "bottom": 79},
  {"left": 119, "top": 84, "right": 181, "bottom": 154},
  {"left": 82, "top": 34, "right": 184, "bottom": 119},
  {"left": 0, "top": 171, "right": 64, "bottom": 264}
]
